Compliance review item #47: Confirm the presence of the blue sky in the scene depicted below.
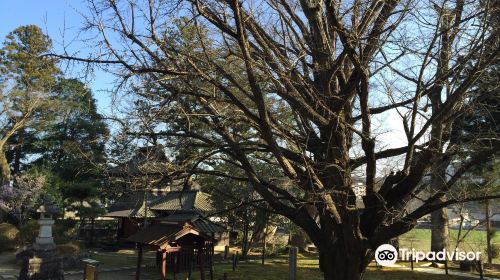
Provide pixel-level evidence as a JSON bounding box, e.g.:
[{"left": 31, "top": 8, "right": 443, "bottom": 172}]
[
  {"left": 0, "top": 0, "right": 114, "bottom": 115},
  {"left": 0, "top": 0, "right": 409, "bottom": 155}
]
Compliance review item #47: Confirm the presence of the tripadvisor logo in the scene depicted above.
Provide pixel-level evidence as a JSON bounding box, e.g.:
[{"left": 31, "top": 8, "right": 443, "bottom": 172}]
[
  {"left": 375, "top": 244, "right": 481, "bottom": 267},
  {"left": 375, "top": 244, "right": 398, "bottom": 266}
]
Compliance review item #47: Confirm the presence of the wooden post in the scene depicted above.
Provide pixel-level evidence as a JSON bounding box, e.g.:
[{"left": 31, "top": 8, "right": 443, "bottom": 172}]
[
  {"left": 478, "top": 261, "right": 484, "bottom": 280},
  {"left": 224, "top": 245, "right": 229, "bottom": 260},
  {"left": 188, "top": 249, "right": 193, "bottom": 279},
  {"left": 223, "top": 272, "right": 228, "bottom": 280},
  {"left": 199, "top": 248, "right": 206, "bottom": 280},
  {"left": 209, "top": 243, "right": 214, "bottom": 280},
  {"left": 288, "top": 247, "right": 297, "bottom": 280},
  {"left": 232, "top": 254, "right": 236, "bottom": 272},
  {"left": 236, "top": 252, "right": 239, "bottom": 267},
  {"left": 444, "top": 259, "right": 449, "bottom": 275},
  {"left": 161, "top": 251, "right": 167, "bottom": 280},
  {"left": 82, "top": 259, "right": 100, "bottom": 280},
  {"left": 174, "top": 252, "right": 178, "bottom": 280},
  {"left": 135, "top": 244, "right": 143, "bottom": 280},
  {"left": 262, "top": 220, "right": 267, "bottom": 265},
  {"left": 261, "top": 248, "right": 265, "bottom": 265}
]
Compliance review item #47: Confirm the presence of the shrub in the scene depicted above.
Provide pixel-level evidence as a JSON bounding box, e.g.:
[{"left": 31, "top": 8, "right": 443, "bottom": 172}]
[
  {"left": 19, "top": 220, "right": 39, "bottom": 245},
  {"left": 489, "top": 244, "right": 500, "bottom": 259},
  {"left": 57, "top": 242, "right": 82, "bottom": 269},
  {"left": 488, "top": 228, "right": 497, "bottom": 239},
  {"left": 53, "top": 219, "right": 79, "bottom": 244},
  {"left": 19, "top": 219, "right": 78, "bottom": 245},
  {"left": 0, "top": 223, "right": 20, "bottom": 251},
  {"left": 265, "top": 244, "right": 288, "bottom": 257},
  {"left": 57, "top": 242, "right": 80, "bottom": 255}
]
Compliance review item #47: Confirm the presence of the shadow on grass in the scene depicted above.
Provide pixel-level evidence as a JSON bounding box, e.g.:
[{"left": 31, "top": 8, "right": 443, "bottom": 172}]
[{"left": 135, "top": 259, "right": 474, "bottom": 280}]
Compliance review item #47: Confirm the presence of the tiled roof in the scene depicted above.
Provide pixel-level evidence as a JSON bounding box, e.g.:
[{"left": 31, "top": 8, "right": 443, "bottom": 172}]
[
  {"left": 105, "top": 191, "right": 162, "bottom": 218},
  {"left": 191, "top": 218, "right": 226, "bottom": 234},
  {"left": 130, "top": 201, "right": 158, "bottom": 218},
  {"left": 160, "top": 213, "right": 199, "bottom": 222},
  {"left": 149, "top": 191, "right": 214, "bottom": 213},
  {"left": 158, "top": 213, "right": 226, "bottom": 234},
  {"left": 127, "top": 224, "right": 182, "bottom": 246},
  {"left": 105, "top": 209, "right": 133, "bottom": 218},
  {"left": 105, "top": 190, "right": 214, "bottom": 218}
]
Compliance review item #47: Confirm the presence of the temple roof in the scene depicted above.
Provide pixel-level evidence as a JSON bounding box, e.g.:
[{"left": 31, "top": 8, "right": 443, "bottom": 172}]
[
  {"left": 157, "top": 213, "right": 226, "bottom": 234},
  {"left": 104, "top": 190, "right": 214, "bottom": 218},
  {"left": 149, "top": 191, "right": 214, "bottom": 213}
]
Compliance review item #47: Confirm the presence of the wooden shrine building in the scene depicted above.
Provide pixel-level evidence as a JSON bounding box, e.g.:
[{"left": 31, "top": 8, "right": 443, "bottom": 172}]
[
  {"left": 104, "top": 146, "right": 227, "bottom": 279},
  {"left": 104, "top": 190, "right": 229, "bottom": 247},
  {"left": 127, "top": 215, "right": 222, "bottom": 280}
]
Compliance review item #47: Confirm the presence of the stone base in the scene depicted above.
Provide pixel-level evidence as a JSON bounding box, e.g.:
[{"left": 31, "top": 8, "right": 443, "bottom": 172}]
[{"left": 19, "top": 249, "right": 64, "bottom": 280}]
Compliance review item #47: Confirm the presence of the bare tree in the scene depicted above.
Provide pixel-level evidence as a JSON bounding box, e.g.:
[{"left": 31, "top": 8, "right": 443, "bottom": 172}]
[{"left": 55, "top": 0, "right": 500, "bottom": 279}]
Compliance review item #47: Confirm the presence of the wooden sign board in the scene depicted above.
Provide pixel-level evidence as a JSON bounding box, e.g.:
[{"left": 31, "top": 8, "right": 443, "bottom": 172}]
[
  {"left": 82, "top": 259, "right": 100, "bottom": 280},
  {"left": 84, "top": 264, "right": 97, "bottom": 280}
]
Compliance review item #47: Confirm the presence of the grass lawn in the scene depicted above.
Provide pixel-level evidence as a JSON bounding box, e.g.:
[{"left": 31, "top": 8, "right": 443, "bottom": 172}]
[
  {"left": 92, "top": 251, "right": 481, "bottom": 280},
  {"left": 89, "top": 228, "right": 500, "bottom": 280},
  {"left": 138, "top": 259, "right": 475, "bottom": 280},
  {"left": 400, "top": 228, "right": 500, "bottom": 263}
]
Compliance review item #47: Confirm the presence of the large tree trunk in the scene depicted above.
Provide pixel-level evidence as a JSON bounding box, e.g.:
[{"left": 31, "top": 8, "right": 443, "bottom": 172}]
[
  {"left": 431, "top": 198, "right": 449, "bottom": 253},
  {"left": 0, "top": 146, "right": 11, "bottom": 185},
  {"left": 430, "top": 158, "right": 449, "bottom": 253},
  {"left": 319, "top": 240, "right": 368, "bottom": 280}
]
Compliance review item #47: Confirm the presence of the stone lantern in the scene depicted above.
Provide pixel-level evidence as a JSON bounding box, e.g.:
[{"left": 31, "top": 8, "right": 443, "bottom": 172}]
[
  {"left": 19, "top": 196, "right": 64, "bottom": 280},
  {"left": 34, "top": 202, "right": 59, "bottom": 251}
]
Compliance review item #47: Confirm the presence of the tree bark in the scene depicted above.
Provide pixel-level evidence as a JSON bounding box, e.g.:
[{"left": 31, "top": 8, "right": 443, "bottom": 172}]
[
  {"left": 430, "top": 159, "right": 450, "bottom": 254},
  {"left": 431, "top": 200, "right": 449, "bottom": 253},
  {"left": 485, "top": 199, "right": 492, "bottom": 265},
  {"left": 0, "top": 146, "right": 11, "bottom": 185},
  {"left": 12, "top": 128, "right": 24, "bottom": 175},
  {"left": 319, "top": 241, "right": 367, "bottom": 280}
]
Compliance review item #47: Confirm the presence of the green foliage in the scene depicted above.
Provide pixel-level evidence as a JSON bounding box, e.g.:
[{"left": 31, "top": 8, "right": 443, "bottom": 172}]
[
  {"left": 490, "top": 244, "right": 500, "bottom": 259},
  {"left": 18, "top": 220, "right": 38, "bottom": 245},
  {"left": 63, "top": 182, "right": 99, "bottom": 203},
  {"left": 264, "top": 244, "right": 288, "bottom": 258},
  {"left": 25, "top": 166, "right": 65, "bottom": 207},
  {"left": 32, "top": 79, "right": 108, "bottom": 214},
  {"left": 72, "top": 200, "right": 106, "bottom": 220},
  {"left": 33, "top": 79, "right": 108, "bottom": 180},
  {"left": 0, "top": 26, "right": 108, "bottom": 217},
  {"left": 0, "top": 25, "right": 60, "bottom": 90},
  {"left": 0, "top": 25, "right": 60, "bottom": 184},
  {"left": 53, "top": 220, "right": 78, "bottom": 244},
  {"left": 18, "top": 219, "right": 78, "bottom": 246},
  {"left": 0, "top": 223, "right": 19, "bottom": 251}
]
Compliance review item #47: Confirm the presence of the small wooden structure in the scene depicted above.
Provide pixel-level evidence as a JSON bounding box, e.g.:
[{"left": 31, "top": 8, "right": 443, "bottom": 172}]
[
  {"left": 82, "top": 259, "right": 100, "bottom": 280},
  {"left": 104, "top": 190, "right": 229, "bottom": 247},
  {"left": 128, "top": 221, "right": 215, "bottom": 280}
]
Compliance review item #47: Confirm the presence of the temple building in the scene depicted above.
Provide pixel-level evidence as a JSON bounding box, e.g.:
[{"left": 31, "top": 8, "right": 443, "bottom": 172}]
[{"left": 104, "top": 190, "right": 229, "bottom": 247}]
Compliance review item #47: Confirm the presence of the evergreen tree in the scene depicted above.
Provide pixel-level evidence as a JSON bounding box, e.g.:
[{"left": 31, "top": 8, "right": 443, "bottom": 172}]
[
  {"left": 0, "top": 25, "right": 108, "bottom": 214},
  {"left": 0, "top": 25, "right": 59, "bottom": 184}
]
